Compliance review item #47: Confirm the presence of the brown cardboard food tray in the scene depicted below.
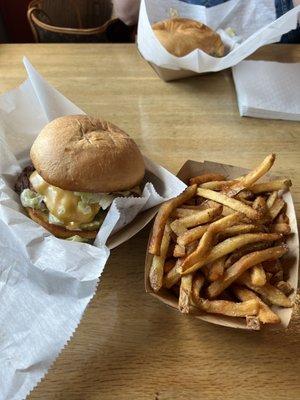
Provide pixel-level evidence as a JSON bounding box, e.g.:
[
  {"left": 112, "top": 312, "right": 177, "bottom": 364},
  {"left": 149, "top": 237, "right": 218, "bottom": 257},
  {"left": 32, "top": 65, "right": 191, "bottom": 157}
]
[{"left": 145, "top": 160, "right": 299, "bottom": 330}]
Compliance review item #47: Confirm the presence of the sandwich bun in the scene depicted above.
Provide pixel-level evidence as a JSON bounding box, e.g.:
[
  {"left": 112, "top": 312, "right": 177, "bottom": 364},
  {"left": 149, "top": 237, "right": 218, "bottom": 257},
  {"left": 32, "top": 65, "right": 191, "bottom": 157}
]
[
  {"left": 152, "top": 18, "right": 225, "bottom": 58},
  {"left": 30, "top": 115, "right": 145, "bottom": 193}
]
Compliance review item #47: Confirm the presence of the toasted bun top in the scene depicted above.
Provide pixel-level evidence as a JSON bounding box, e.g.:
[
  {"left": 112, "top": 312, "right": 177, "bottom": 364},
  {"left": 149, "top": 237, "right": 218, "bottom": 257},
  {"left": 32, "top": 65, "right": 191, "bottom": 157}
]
[
  {"left": 152, "top": 18, "right": 225, "bottom": 58},
  {"left": 30, "top": 115, "right": 145, "bottom": 192}
]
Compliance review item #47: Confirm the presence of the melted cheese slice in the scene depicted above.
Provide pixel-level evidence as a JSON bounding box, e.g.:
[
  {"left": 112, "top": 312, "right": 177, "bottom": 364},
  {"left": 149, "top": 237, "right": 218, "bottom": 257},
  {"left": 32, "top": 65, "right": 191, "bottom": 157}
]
[{"left": 30, "top": 171, "right": 100, "bottom": 230}]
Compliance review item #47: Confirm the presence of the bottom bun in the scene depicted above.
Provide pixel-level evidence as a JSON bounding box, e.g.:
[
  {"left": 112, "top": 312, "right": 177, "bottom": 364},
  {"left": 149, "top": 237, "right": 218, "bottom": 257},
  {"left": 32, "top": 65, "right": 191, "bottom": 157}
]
[{"left": 27, "top": 208, "right": 98, "bottom": 239}]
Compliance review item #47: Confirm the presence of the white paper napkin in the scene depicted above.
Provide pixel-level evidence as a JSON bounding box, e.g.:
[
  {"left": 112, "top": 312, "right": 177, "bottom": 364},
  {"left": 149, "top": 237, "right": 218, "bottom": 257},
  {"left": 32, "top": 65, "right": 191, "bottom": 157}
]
[
  {"left": 137, "top": 0, "right": 300, "bottom": 73},
  {"left": 0, "top": 58, "right": 186, "bottom": 399},
  {"left": 232, "top": 60, "right": 300, "bottom": 121}
]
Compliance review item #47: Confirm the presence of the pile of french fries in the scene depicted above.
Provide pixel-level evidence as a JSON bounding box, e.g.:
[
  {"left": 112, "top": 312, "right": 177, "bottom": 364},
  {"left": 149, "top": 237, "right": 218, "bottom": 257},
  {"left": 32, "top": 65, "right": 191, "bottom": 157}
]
[{"left": 148, "top": 154, "right": 295, "bottom": 330}]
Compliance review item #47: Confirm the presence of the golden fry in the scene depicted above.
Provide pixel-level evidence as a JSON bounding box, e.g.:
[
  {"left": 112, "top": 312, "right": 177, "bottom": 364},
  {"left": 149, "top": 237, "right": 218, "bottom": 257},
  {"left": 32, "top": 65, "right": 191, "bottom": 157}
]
[
  {"left": 197, "top": 188, "right": 261, "bottom": 220},
  {"left": 149, "top": 185, "right": 197, "bottom": 255},
  {"left": 207, "top": 245, "right": 287, "bottom": 298},
  {"left": 225, "top": 154, "right": 276, "bottom": 196},
  {"left": 189, "top": 173, "right": 226, "bottom": 186},
  {"left": 233, "top": 286, "right": 280, "bottom": 324},
  {"left": 253, "top": 196, "right": 268, "bottom": 218},
  {"left": 218, "top": 224, "right": 260, "bottom": 239},
  {"left": 269, "top": 198, "right": 285, "bottom": 220},
  {"left": 174, "top": 244, "right": 186, "bottom": 258},
  {"left": 149, "top": 223, "right": 171, "bottom": 292},
  {"left": 249, "top": 264, "right": 267, "bottom": 286},
  {"left": 172, "top": 207, "right": 200, "bottom": 218},
  {"left": 179, "top": 274, "right": 193, "bottom": 314},
  {"left": 251, "top": 179, "right": 292, "bottom": 194},
  {"left": 181, "top": 233, "right": 281, "bottom": 275},
  {"left": 177, "top": 224, "right": 208, "bottom": 246},
  {"left": 266, "top": 191, "right": 278, "bottom": 209},
  {"left": 194, "top": 298, "right": 259, "bottom": 317},
  {"left": 171, "top": 207, "right": 222, "bottom": 234},
  {"left": 208, "top": 257, "right": 226, "bottom": 281},
  {"left": 191, "top": 273, "right": 205, "bottom": 303},
  {"left": 200, "top": 180, "right": 235, "bottom": 190},
  {"left": 238, "top": 273, "right": 292, "bottom": 307}
]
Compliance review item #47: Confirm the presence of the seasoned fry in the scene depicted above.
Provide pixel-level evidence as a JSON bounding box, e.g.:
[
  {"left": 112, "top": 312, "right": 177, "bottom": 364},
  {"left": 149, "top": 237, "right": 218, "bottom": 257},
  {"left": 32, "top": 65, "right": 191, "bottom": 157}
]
[
  {"left": 186, "top": 214, "right": 242, "bottom": 274},
  {"left": 194, "top": 298, "right": 259, "bottom": 317},
  {"left": 218, "top": 224, "right": 259, "bottom": 239},
  {"left": 174, "top": 244, "right": 185, "bottom": 258},
  {"left": 271, "top": 223, "right": 291, "bottom": 235},
  {"left": 172, "top": 207, "right": 200, "bottom": 218},
  {"left": 149, "top": 185, "right": 197, "bottom": 255},
  {"left": 207, "top": 245, "right": 287, "bottom": 298},
  {"left": 197, "top": 188, "right": 261, "bottom": 220},
  {"left": 191, "top": 273, "right": 205, "bottom": 303},
  {"left": 253, "top": 196, "right": 268, "bottom": 217},
  {"left": 179, "top": 274, "right": 193, "bottom": 313},
  {"left": 266, "top": 191, "right": 278, "bottom": 209},
  {"left": 225, "top": 242, "right": 272, "bottom": 269},
  {"left": 177, "top": 224, "right": 209, "bottom": 246},
  {"left": 208, "top": 257, "right": 226, "bottom": 281},
  {"left": 149, "top": 223, "right": 171, "bottom": 292},
  {"left": 233, "top": 286, "right": 280, "bottom": 324},
  {"left": 246, "top": 316, "right": 261, "bottom": 330},
  {"left": 189, "top": 173, "right": 226, "bottom": 186},
  {"left": 249, "top": 264, "right": 267, "bottom": 286},
  {"left": 225, "top": 154, "right": 275, "bottom": 196},
  {"left": 181, "top": 204, "right": 205, "bottom": 210},
  {"left": 251, "top": 179, "right": 292, "bottom": 194},
  {"left": 238, "top": 273, "right": 292, "bottom": 307},
  {"left": 171, "top": 206, "right": 222, "bottom": 234},
  {"left": 275, "top": 281, "right": 294, "bottom": 296},
  {"left": 181, "top": 233, "right": 281, "bottom": 275},
  {"left": 164, "top": 259, "right": 176, "bottom": 273},
  {"left": 200, "top": 180, "right": 234, "bottom": 190},
  {"left": 269, "top": 198, "right": 285, "bottom": 220}
]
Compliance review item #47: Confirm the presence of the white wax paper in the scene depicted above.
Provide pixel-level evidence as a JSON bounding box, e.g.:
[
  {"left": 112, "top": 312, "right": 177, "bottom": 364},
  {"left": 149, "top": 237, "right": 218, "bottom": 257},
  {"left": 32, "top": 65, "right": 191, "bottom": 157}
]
[
  {"left": 137, "top": 0, "right": 300, "bottom": 73},
  {"left": 0, "top": 58, "right": 185, "bottom": 399}
]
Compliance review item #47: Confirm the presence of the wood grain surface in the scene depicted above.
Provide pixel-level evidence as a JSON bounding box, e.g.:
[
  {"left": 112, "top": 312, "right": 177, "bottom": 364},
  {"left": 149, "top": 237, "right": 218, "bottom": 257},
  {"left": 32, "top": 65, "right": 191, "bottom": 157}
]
[{"left": 0, "top": 44, "right": 299, "bottom": 400}]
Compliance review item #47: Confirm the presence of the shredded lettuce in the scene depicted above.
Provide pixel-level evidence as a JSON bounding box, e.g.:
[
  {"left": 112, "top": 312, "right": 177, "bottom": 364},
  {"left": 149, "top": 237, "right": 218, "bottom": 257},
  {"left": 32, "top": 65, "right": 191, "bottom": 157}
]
[
  {"left": 66, "top": 235, "right": 89, "bottom": 243},
  {"left": 20, "top": 189, "right": 45, "bottom": 210},
  {"left": 48, "top": 213, "right": 64, "bottom": 226}
]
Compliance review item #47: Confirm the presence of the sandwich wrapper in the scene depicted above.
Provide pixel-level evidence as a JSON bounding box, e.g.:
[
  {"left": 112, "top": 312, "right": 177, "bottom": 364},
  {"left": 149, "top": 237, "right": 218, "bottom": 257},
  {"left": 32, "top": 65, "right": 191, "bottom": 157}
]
[
  {"left": 137, "top": 0, "right": 300, "bottom": 81},
  {"left": 232, "top": 60, "right": 300, "bottom": 121},
  {"left": 145, "top": 160, "right": 299, "bottom": 330},
  {"left": 0, "top": 58, "right": 185, "bottom": 400}
]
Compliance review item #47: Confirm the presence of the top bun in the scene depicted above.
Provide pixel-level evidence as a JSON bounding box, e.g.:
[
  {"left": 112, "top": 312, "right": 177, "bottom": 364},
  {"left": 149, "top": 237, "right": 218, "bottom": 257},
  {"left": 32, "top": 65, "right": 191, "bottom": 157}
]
[
  {"left": 152, "top": 18, "right": 224, "bottom": 58},
  {"left": 30, "top": 115, "right": 145, "bottom": 193}
]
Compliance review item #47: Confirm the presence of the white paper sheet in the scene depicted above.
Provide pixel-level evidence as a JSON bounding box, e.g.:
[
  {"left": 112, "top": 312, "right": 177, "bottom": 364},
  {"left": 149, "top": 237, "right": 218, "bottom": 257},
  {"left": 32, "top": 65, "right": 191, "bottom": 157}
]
[
  {"left": 0, "top": 58, "right": 186, "bottom": 399},
  {"left": 137, "top": 0, "right": 300, "bottom": 73},
  {"left": 232, "top": 60, "right": 300, "bottom": 121}
]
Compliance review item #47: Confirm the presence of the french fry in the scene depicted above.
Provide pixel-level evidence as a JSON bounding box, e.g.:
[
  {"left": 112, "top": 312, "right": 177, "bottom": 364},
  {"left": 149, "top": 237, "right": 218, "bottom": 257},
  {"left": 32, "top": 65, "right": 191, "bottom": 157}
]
[
  {"left": 207, "top": 245, "right": 287, "bottom": 298},
  {"left": 149, "top": 223, "right": 171, "bottom": 292},
  {"left": 174, "top": 244, "right": 186, "bottom": 258},
  {"left": 218, "top": 224, "right": 260, "bottom": 240},
  {"left": 191, "top": 273, "right": 205, "bottom": 303},
  {"left": 269, "top": 198, "right": 285, "bottom": 220},
  {"left": 275, "top": 281, "right": 294, "bottom": 296},
  {"left": 177, "top": 224, "right": 209, "bottom": 246},
  {"left": 164, "top": 242, "right": 198, "bottom": 289},
  {"left": 181, "top": 233, "right": 281, "bottom": 275},
  {"left": 238, "top": 273, "right": 292, "bottom": 307},
  {"left": 246, "top": 316, "right": 261, "bottom": 330},
  {"left": 233, "top": 286, "right": 280, "bottom": 324},
  {"left": 197, "top": 188, "right": 261, "bottom": 220},
  {"left": 249, "top": 264, "right": 267, "bottom": 286},
  {"left": 189, "top": 173, "right": 226, "bottom": 186},
  {"left": 170, "top": 206, "right": 222, "bottom": 234},
  {"left": 149, "top": 185, "right": 197, "bottom": 255},
  {"left": 225, "top": 242, "right": 273, "bottom": 268},
  {"left": 194, "top": 298, "right": 259, "bottom": 317},
  {"left": 186, "top": 214, "right": 242, "bottom": 274},
  {"left": 225, "top": 154, "right": 275, "bottom": 196},
  {"left": 253, "top": 196, "right": 268, "bottom": 218},
  {"left": 266, "top": 191, "right": 278, "bottom": 209},
  {"left": 179, "top": 274, "right": 193, "bottom": 313},
  {"left": 200, "top": 180, "right": 234, "bottom": 190},
  {"left": 251, "top": 179, "right": 292, "bottom": 194},
  {"left": 271, "top": 223, "right": 291, "bottom": 235},
  {"left": 172, "top": 207, "right": 200, "bottom": 218},
  {"left": 208, "top": 257, "right": 226, "bottom": 281},
  {"left": 181, "top": 205, "right": 205, "bottom": 210},
  {"left": 164, "top": 259, "right": 176, "bottom": 273}
]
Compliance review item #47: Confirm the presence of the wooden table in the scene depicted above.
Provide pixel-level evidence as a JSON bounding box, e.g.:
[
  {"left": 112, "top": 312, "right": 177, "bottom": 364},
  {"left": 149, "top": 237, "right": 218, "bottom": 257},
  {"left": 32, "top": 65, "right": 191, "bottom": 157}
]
[{"left": 1, "top": 44, "right": 299, "bottom": 400}]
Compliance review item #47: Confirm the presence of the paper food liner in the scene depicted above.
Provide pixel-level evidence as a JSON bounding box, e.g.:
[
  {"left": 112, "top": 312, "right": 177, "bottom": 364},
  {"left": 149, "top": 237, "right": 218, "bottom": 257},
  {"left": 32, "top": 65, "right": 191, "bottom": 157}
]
[
  {"left": 137, "top": 0, "right": 300, "bottom": 81},
  {"left": 0, "top": 58, "right": 186, "bottom": 399},
  {"left": 145, "top": 160, "right": 299, "bottom": 330}
]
